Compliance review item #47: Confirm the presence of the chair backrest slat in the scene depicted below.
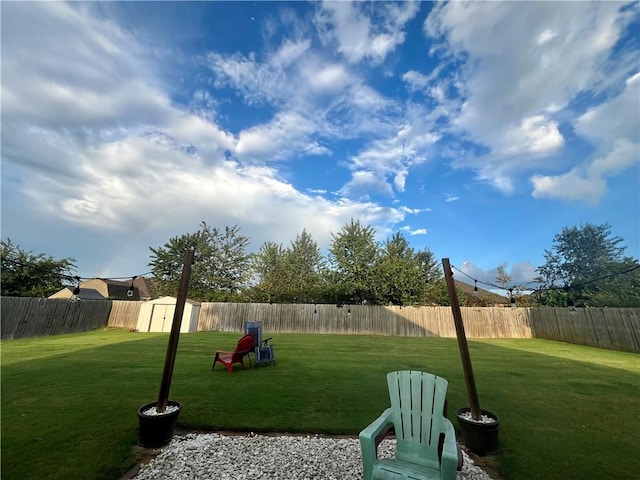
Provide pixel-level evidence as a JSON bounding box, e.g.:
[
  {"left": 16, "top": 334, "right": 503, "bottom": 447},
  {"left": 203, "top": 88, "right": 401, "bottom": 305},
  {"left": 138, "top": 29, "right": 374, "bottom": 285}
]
[{"left": 387, "top": 371, "right": 449, "bottom": 467}]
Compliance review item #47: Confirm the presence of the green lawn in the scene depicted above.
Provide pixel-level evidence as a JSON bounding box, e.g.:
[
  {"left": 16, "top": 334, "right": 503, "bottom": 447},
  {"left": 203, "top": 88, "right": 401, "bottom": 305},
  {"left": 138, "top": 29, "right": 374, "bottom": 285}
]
[{"left": 1, "top": 329, "right": 639, "bottom": 479}]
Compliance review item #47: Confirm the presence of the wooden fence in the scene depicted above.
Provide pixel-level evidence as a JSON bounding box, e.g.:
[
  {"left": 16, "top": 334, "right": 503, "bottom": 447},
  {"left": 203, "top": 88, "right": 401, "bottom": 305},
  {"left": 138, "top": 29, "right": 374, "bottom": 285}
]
[
  {"left": 529, "top": 307, "right": 640, "bottom": 353},
  {"left": 196, "top": 303, "right": 535, "bottom": 338},
  {"left": 2, "top": 297, "right": 639, "bottom": 352},
  {"left": 107, "top": 300, "right": 143, "bottom": 329},
  {"left": 0, "top": 297, "right": 112, "bottom": 340}
]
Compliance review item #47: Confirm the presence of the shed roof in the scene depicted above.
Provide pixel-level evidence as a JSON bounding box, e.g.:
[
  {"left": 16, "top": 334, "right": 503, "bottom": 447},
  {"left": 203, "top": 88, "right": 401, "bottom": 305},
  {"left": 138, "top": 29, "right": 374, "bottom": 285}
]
[{"left": 148, "top": 296, "right": 201, "bottom": 306}]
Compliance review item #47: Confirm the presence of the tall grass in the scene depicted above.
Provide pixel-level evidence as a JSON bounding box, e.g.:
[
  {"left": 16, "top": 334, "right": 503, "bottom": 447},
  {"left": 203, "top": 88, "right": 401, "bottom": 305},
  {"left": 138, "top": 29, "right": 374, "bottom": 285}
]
[{"left": 1, "top": 329, "right": 638, "bottom": 479}]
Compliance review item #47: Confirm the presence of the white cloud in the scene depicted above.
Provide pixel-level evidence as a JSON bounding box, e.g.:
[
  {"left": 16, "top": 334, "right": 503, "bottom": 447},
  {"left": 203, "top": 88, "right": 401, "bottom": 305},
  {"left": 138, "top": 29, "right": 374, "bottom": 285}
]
[
  {"left": 445, "top": 195, "right": 459, "bottom": 203},
  {"left": 531, "top": 171, "right": 607, "bottom": 205},
  {"left": 402, "top": 70, "right": 431, "bottom": 91},
  {"left": 346, "top": 104, "right": 442, "bottom": 196},
  {"left": 399, "top": 226, "right": 427, "bottom": 236},
  {"left": 271, "top": 38, "right": 311, "bottom": 67},
  {"left": 206, "top": 31, "right": 401, "bottom": 163},
  {"left": 305, "top": 63, "right": 350, "bottom": 93},
  {"left": 575, "top": 71, "right": 640, "bottom": 144},
  {"left": 531, "top": 139, "right": 638, "bottom": 204},
  {"left": 500, "top": 115, "right": 564, "bottom": 156},
  {"left": 315, "top": 1, "right": 419, "bottom": 64},
  {"left": 339, "top": 171, "right": 395, "bottom": 199},
  {"left": 400, "top": 206, "right": 431, "bottom": 214},
  {"left": 235, "top": 111, "right": 318, "bottom": 161},
  {"left": 425, "top": 1, "right": 637, "bottom": 193},
  {"left": 531, "top": 70, "right": 640, "bottom": 203},
  {"left": 536, "top": 29, "right": 558, "bottom": 46},
  {"left": 2, "top": 0, "right": 416, "bottom": 270}
]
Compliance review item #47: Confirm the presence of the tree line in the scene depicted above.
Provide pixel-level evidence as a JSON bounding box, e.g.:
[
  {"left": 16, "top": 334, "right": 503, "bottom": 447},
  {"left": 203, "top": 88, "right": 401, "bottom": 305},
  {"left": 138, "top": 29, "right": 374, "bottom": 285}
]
[
  {"left": 148, "top": 220, "right": 449, "bottom": 305},
  {"left": 2, "top": 222, "right": 639, "bottom": 307}
]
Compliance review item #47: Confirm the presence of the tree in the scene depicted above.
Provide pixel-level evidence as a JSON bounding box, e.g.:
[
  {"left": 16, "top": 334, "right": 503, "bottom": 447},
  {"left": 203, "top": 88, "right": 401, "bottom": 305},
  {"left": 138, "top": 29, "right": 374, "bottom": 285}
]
[
  {"left": 423, "top": 278, "right": 469, "bottom": 306},
  {"left": 249, "top": 231, "right": 325, "bottom": 303},
  {"left": 536, "top": 223, "right": 640, "bottom": 307},
  {"left": 1, "top": 238, "right": 76, "bottom": 297},
  {"left": 495, "top": 264, "right": 512, "bottom": 289},
  {"left": 374, "top": 232, "right": 427, "bottom": 305},
  {"left": 284, "top": 230, "right": 325, "bottom": 303},
  {"left": 327, "top": 219, "right": 379, "bottom": 304},
  {"left": 149, "top": 222, "right": 250, "bottom": 301},
  {"left": 249, "top": 241, "right": 287, "bottom": 302}
]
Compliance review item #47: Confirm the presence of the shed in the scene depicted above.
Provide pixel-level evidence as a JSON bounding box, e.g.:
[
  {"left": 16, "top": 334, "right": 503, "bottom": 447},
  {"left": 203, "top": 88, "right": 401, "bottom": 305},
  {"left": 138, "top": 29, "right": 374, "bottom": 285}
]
[{"left": 136, "top": 296, "right": 201, "bottom": 333}]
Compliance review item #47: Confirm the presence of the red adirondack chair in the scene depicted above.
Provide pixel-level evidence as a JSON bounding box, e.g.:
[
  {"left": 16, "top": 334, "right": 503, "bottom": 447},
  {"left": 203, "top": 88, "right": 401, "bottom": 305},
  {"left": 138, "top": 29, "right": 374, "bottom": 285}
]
[{"left": 211, "top": 334, "right": 254, "bottom": 374}]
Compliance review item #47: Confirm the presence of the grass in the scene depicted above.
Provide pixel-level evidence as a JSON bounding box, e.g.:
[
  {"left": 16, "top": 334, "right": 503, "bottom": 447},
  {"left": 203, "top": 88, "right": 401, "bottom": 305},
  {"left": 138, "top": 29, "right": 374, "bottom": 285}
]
[{"left": 1, "top": 328, "right": 639, "bottom": 479}]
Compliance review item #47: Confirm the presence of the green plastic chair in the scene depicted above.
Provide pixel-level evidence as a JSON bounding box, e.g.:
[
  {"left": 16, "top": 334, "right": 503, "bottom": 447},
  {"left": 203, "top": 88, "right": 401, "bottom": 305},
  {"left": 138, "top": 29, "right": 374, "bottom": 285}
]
[{"left": 359, "top": 371, "right": 460, "bottom": 480}]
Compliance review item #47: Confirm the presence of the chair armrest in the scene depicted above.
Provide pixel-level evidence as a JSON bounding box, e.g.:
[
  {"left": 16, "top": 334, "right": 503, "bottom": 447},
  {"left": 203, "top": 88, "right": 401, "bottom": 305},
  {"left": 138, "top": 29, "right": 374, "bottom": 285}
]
[
  {"left": 439, "top": 418, "right": 460, "bottom": 479},
  {"left": 215, "top": 349, "right": 233, "bottom": 355},
  {"left": 262, "top": 337, "right": 272, "bottom": 346},
  {"left": 359, "top": 408, "right": 394, "bottom": 480}
]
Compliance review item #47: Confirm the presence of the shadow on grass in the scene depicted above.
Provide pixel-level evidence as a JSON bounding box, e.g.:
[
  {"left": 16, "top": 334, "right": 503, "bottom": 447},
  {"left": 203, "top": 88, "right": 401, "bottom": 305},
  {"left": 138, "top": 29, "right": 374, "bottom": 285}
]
[{"left": 1, "top": 330, "right": 638, "bottom": 480}]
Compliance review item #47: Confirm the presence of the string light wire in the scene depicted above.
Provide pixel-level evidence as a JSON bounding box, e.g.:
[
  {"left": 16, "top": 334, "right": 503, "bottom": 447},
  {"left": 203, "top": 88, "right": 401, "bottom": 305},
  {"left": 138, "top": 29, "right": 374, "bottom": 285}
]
[
  {"left": 1, "top": 258, "right": 152, "bottom": 284},
  {"left": 451, "top": 263, "right": 640, "bottom": 297}
]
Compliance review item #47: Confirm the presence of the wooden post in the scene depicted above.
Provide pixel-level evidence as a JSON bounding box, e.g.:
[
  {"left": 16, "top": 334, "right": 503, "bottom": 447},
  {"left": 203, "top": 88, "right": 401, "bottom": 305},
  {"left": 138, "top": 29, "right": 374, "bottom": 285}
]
[
  {"left": 156, "top": 249, "right": 194, "bottom": 412},
  {"left": 442, "top": 258, "right": 481, "bottom": 420}
]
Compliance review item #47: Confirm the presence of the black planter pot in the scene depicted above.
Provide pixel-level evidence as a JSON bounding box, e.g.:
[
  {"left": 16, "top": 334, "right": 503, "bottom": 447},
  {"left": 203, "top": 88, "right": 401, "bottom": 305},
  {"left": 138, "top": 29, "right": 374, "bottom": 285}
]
[
  {"left": 455, "top": 407, "right": 500, "bottom": 456},
  {"left": 137, "top": 401, "right": 182, "bottom": 448}
]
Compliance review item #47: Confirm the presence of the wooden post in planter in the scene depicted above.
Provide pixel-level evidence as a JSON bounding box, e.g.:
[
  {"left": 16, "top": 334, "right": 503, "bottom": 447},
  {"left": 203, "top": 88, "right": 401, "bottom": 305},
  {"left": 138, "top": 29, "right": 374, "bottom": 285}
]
[
  {"left": 442, "top": 257, "right": 482, "bottom": 421},
  {"left": 156, "top": 249, "right": 194, "bottom": 413}
]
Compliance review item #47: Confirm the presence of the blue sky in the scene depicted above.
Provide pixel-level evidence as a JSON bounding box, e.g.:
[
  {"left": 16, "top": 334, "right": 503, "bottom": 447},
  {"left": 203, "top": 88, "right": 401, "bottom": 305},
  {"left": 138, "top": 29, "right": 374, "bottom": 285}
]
[{"left": 2, "top": 1, "right": 639, "bottom": 287}]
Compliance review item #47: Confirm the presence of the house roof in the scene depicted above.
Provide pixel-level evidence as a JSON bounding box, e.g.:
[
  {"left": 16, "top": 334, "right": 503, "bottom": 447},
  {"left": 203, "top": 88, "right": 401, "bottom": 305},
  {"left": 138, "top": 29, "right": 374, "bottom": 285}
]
[
  {"left": 48, "top": 287, "right": 106, "bottom": 300},
  {"left": 455, "top": 280, "right": 509, "bottom": 305},
  {"left": 48, "top": 276, "right": 154, "bottom": 301}
]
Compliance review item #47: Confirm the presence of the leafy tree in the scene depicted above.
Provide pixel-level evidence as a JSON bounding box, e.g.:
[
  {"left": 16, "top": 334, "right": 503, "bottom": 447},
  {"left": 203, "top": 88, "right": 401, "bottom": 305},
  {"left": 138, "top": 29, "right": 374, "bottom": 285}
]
[
  {"left": 284, "top": 230, "right": 325, "bottom": 303},
  {"left": 327, "top": 219, "right": 379, "bottom": 304},
  {"left": 423, "top": 278, "right": 468, "bottom": 306},
  {"left": 375, "top": 232, "right": 426, "bottom": 305},
  {"left": 249, "top": 230, "right": 325, "bottom": 303},
  {"left": 1, "top": 238, "right": 76, "bottom": 297},
  {"left": 249, "top": 241, "right": 287, "bottom": 302},
  {"left": 415, "top": 248, "right": 441, "bottom": 283},
  {"left": 536, "top": 223, "right": 640, "bottom": 307},
  {"left": 149, "top": 222, "right": 250, "bottom": 301}
]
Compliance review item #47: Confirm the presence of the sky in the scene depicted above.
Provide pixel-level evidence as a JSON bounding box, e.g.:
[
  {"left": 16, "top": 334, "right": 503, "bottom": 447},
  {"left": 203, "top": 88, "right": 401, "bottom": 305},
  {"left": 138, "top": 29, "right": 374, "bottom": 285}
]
[{"left": 1, "top": 1, "right": 639, "bottom": 288}]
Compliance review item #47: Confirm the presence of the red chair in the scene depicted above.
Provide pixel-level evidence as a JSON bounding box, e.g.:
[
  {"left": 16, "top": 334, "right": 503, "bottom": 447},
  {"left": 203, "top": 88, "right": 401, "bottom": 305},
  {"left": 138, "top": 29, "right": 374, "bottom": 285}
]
[{"left": 211, "top": 334, "right": 255, "bottom": 374}]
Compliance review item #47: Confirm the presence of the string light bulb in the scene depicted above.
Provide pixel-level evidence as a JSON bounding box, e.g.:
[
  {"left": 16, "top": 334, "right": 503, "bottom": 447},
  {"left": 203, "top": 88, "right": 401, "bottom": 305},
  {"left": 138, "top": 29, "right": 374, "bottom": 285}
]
[
  {"left": 473, "top": 280, "right": 478, "bottom": 296},
  {"left": 127, "top": 276, "right": 137, "bottom": 298},
  {"left": 72, "top": 276, "right": 81, "bottom": 300}
]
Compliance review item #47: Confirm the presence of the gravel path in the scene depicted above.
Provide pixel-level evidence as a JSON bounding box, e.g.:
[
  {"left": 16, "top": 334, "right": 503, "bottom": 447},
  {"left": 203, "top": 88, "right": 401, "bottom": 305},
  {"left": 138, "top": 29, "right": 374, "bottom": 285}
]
[{"left": 133, "top": 432, "right": 493, "bottom": 480}]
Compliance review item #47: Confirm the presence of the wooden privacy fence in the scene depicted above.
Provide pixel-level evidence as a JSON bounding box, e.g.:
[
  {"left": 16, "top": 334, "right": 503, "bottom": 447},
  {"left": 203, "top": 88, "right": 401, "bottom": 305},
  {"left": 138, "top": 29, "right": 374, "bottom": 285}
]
[
  {"left": 2, "top": 297, "right": 639, "bottom": 352},
  {"left": 530, "top": 307, "right": 640, "bottom": 353},
  {"left": 107, "top": 300, "right": 143, "bottom": 329},
  {"left": 0, "top": 297, "right": 112, "bottom": 340},
  {"left": 197, "top": 303, "right": 535, "bottom": 338},
  {"left": 197, "top": 303, "right": 639, "bottom": 352}
]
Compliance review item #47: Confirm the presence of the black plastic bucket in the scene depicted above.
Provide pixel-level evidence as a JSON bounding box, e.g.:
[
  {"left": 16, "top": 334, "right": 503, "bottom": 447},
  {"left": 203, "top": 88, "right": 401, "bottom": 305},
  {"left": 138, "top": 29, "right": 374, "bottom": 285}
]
[
  {"left": 455, "top": 407, "right": 500, "bottom": 456},
  {"left": 137, "top": 401, "right": 182, "bottom": 448}
]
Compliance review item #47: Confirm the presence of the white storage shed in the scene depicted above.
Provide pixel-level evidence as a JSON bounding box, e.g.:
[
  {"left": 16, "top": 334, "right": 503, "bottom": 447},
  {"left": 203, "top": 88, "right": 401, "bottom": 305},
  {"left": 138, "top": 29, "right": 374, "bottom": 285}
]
[{"left": 136, "top": 296, "right": 201, "bottom": 333}]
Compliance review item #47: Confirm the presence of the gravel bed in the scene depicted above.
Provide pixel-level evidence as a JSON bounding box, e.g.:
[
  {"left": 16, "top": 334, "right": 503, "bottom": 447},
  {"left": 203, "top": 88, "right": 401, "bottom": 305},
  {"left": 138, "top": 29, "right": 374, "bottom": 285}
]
[{"left": 133, "top": 432, "right": 492, "bottom": 480}]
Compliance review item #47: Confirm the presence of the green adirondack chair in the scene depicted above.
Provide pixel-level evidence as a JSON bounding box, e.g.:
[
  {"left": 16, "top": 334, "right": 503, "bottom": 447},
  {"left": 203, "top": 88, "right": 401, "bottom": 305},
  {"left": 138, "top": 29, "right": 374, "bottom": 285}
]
[{"left": 359, "top": 371, "right": 460, "bottom": 480}]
